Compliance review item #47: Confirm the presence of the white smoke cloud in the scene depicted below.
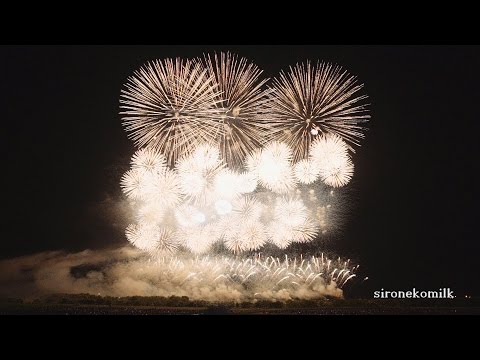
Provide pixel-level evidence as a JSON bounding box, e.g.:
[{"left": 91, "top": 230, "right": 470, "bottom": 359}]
[{"left": 0, "top": 246, "right": 345, "bottom": 301}]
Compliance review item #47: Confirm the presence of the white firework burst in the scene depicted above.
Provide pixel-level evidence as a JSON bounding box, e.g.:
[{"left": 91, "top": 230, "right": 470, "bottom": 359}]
[
  {"left": 141, "top": 169, "right": 182, "bottom": 207},
  {"left": 125, "top": 223, "right": 158, "bottom": 252},
  {"left": 120, "top": 58, "right": 223, "bottom": 165},
  {"left": 247, "top": 141, "right": 296, "bottom": 193},
  {"left": 214, "top": 199, "right": 233, "bottom": 215},
  {"left": 266, "top": 222, "right": 294, "bottom": 249},
  {"left": 152, "top": 227, "right": 179, "bottom": 256},
  {"left": 318, "top": 156, "right": 354, "bottom": 188},
  {"left": 309, "top": 133, "right": 350, "bottom": 163},
  {"left": 232, "top": 196, "right": 264, "bottom": 222},
  {"left": 237, "top": 172, "right": 258, "bottom": 193},
  {"left": 176, "top": 144, "right": 224, "bottom": 204},
  {"left": 290, "top": 217, "right": 320, "bottom": 243},
  {"left": 120, "top": 168, "right": 149, "bottom": 200},
  {"left": 310, "top": 133, "right": 354, "bottom": 188},
  {"left": 189, "top": 143, "right": 223, "bottom": 171},
  {"left": 202, "top": 52, "right": 273, "bottom": 168},
  {"left": 267, "top": 61, "right": 369, "bottom": 161},
  {"left": 239, "top": 221, "right": 268, "bottom": 251},
  {"left": 293, "top": 159, "right": 320, "bottom": 184},
  {"left": 131, "top": 147, "right": 167, "bottom": 173},
  {"left": 273, "top": 197, "right": 308, "bottom": 227},
  {"left": 224, "top": 220, "right": 268, "bottom": 253}
]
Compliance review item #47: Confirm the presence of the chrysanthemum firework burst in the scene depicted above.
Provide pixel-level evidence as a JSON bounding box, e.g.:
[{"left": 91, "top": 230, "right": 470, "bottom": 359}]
[
  {"left": 120, "top": 58, "right": 223, "bottom": 165},
  {"left": 202, "top": 52, "right": 273, "bottom": 168},
  {"left": 266, "top": 61, "right": 369, "bottom": 162}
]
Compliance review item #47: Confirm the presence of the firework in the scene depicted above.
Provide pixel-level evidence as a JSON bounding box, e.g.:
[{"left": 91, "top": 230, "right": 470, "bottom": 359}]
[
  {"left": 266, "top": 222, "right": 295, "bottom": 249},
  {"left": 224, "top": 220, "right": 268, "bottom": 253},
  {"left": 119, "top": 54, "right": 369, "bottom": 257},
  {"left": 150, "top": 252, "right": 358, "bottom": 295},
  {"left": 152, "top": 227, "right": 180, "bottom": 256},
  {"left": 267, "top": 61, "right": 369, "bottom": 162},
  {"left": 141, "top": 169, "right": 183, "bottom": 207},
  {"left": 237, "top": 172, "right": 258, "bottom": 193},
  {"left": 309, "top": 133, "right": 349, "bottom": 162},
  {"left": 247, "top": 141, "right": 296, "bottom": 193},
  {"left": 232, "top": 196, "right": 264, "bottom": 222},
  {"left": 131, "top": 147, "right": 167, "bottom": 172},
  {"left": 120, "top": 58, "right": 223, "bottom": 165},
  {"left": 174, "top": 204, "right": 207, "bottom": 228},
  {"left": 310, "top": 134, "right": 353, "bottom": 188},
  {"left": 125, "top": 223, "right": 159, "bottom": 252},
  {"left": 120, "top": 141, "right": 349, "bottom": 254},
  {"left": 176, "top": 144, "right": 225, "bottom": 205},
  {"left": 290, "top": 217, "right": 320, "bottom": 243},
  {"left": 273, "top": 196, "right": 308, "bottom": 227},
  {"left": 318, "top": 156, "right": 354, "bottom": 188},
  {"left": 120, "top": 168, "right": 148, "bottom": 200},
  {"left": 213, "top": 169, "right": 244, "bottom": 200},
  {"left": 293, "top": 159, "right": 320, "bottom": 184},
  {"left": 202, "top": 52, "right": 272, "bottom": 168}
]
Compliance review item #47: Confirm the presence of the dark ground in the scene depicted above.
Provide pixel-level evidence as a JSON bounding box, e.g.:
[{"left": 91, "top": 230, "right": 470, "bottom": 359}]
[
  {"left": 1, "top": 294, "right": 478, "bottom": 315},
  {"left": 2, "top": 304, "right": 478, "bottom": 315}
]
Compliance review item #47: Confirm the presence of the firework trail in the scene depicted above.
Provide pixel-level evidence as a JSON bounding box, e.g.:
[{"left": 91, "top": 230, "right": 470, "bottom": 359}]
[{"left": 151, "top": 252, "right": 358, "bottom": 300}]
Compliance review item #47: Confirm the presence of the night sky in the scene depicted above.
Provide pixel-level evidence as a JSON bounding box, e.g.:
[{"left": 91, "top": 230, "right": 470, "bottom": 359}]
[{"left": 2, "top": 45, "right": 478, "bottom": 296}]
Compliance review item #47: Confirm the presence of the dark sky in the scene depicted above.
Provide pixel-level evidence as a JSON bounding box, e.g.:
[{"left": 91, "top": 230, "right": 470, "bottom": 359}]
[{"left": 1, "top": 45, "right": 478, "bottom": 296}]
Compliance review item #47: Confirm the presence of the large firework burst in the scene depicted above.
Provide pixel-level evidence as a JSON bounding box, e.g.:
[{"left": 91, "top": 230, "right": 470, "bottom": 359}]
[
  {"left": 120, "top": 58, "right": 223, "bottom": 165},
  {"left": 119, "top": 54, "right": 369, "bottom": 257},
  {"left": 266, "top": 61, "right": 369, "bottom": 162},
  {"left": 202, "top": 52, "right": 272, "bottom": 168}
]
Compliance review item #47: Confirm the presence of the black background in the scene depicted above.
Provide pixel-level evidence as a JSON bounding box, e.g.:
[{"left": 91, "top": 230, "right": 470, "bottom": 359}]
[{"left": 2, "top": 45, "right": 478, "bottom": 296}]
